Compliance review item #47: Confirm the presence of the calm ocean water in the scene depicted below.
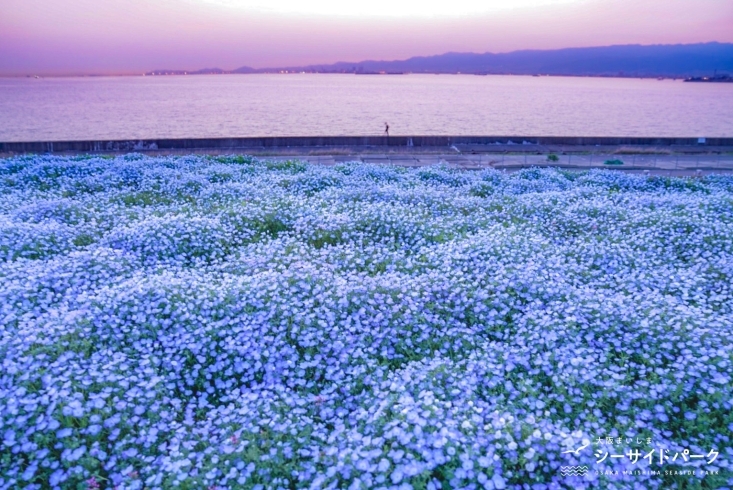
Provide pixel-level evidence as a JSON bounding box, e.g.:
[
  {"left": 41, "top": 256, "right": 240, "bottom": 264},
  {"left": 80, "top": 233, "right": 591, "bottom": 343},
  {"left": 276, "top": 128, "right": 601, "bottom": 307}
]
[{"left": 0, "top": 74, "right": 731, "bottom": 141}]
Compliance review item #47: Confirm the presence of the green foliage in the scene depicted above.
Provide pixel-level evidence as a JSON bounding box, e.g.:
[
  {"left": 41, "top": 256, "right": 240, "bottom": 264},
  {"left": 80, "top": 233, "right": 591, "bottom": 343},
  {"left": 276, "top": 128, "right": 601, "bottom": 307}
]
[
  {"left": 212, "top": 155, "right": 254, "bottom": 165},
  {"left": 468, "top": 182, "right": 496, "bottom": 198},
  {"left": 265, "top": 159, "right": 308, "bottom": 173},
  {"left": 114, "top": 191, "right": 176, "bottom": 207}
]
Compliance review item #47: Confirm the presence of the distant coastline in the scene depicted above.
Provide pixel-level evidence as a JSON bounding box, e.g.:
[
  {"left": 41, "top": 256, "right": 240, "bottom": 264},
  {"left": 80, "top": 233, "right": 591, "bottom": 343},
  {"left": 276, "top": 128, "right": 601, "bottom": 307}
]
[
  {"left": 11, "top": 42, "right": 733, "bottom": 80},
  {"left": 684, "top": 74, "right": 733, "bottom": 83},
  {"left": 13, "top": 72, "right": 729, "bottom": 82},
  {"left": 138, "top": 71, "right": 689, "bottom": 80},
  {"left": 145, "top": 42, "right": 733, "bottom": 80}
]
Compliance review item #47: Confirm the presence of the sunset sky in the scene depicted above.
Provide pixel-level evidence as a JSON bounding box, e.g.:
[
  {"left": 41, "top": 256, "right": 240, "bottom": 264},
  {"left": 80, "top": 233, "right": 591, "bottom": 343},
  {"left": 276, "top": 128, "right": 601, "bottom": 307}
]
[{"left": 1, "top": 0, "right": 731, "bottom": 75}]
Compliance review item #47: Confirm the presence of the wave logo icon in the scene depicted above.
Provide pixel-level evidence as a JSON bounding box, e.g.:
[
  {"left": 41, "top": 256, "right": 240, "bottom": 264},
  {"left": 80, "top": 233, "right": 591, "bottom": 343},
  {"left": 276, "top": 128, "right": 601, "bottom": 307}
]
[{"left": 560, "top": 466, "right": 588, "bottom": 477}]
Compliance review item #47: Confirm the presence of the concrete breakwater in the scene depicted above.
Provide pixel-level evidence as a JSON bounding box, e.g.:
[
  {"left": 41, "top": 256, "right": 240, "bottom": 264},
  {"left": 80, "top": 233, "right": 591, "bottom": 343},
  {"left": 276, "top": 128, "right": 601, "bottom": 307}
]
[{"left": 2, "top": 136, "right": 733, "bottom": 155}]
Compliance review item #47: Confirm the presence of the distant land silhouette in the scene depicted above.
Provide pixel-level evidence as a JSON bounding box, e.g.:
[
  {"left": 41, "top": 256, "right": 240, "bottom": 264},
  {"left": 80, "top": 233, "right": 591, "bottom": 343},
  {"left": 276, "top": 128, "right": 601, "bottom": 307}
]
[{"left": 145, "top": 43, "right": 733, "bottom": 78}]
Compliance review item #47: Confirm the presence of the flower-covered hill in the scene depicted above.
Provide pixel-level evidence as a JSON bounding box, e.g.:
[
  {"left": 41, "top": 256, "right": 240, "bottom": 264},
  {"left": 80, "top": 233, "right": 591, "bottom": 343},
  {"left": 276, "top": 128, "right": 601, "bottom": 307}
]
[{"left": 0, "top": 154, "right": 732, "bottom": 490}]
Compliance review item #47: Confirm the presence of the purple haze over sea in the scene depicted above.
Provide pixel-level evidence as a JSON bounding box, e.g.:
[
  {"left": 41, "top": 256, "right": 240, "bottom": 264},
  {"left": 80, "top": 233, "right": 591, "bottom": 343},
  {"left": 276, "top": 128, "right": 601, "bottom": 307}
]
[{"left": 1, "top": 0, "right": 732, "bottom": 76}]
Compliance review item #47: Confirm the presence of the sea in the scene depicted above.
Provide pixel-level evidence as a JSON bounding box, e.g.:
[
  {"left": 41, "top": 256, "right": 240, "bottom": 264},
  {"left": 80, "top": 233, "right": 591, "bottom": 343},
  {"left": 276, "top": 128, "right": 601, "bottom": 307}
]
[{"left": 0, "top": 74, "right": 731, "bottom": 141}]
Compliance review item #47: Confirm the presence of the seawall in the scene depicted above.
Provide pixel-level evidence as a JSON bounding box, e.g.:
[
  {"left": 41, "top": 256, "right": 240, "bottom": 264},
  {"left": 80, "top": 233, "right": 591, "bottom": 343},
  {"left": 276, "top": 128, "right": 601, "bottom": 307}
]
[{"left": 2, "top": 136, "right": 733, "bottom": 155}]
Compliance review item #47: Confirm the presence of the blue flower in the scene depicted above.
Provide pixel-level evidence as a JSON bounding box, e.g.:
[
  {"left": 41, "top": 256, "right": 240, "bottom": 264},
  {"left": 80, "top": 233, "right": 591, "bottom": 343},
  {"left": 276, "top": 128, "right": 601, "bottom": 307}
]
[{"left": 1, "top": 155, "right": 731, "bottom": 488}]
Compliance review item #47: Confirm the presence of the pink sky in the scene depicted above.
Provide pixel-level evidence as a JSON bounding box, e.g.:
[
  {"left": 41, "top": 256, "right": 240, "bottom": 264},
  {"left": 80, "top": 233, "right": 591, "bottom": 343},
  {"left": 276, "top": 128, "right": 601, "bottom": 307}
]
[{"left": 1, "top": 0, "right": 731, "bottom": 75}]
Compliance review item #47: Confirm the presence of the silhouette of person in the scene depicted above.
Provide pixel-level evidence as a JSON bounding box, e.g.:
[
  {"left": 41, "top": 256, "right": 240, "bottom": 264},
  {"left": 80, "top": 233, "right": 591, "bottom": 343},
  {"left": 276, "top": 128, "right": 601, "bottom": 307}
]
[{"left": 385, "top": 122, "right": 390, "bottom": 136}]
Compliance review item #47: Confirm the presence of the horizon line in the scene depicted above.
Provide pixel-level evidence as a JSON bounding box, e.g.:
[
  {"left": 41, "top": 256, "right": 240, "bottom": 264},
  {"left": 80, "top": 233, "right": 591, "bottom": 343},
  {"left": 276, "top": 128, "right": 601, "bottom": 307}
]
[{"left": 2, "top": 41, "right": 730, "bottom": 78}]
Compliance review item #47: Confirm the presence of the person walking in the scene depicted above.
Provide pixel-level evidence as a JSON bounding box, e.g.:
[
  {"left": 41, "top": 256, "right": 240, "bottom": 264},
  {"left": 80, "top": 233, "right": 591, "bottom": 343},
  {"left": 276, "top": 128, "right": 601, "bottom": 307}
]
[{"left": 384, "top": 122, "right": 389, "bottom": 136}]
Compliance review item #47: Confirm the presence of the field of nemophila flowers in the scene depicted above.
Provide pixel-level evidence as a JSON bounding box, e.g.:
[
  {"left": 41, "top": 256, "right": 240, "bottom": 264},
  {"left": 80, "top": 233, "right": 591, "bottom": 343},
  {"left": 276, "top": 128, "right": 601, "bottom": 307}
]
[{"left": 1, "top": 154, "right": 732, "bottom": 490}]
